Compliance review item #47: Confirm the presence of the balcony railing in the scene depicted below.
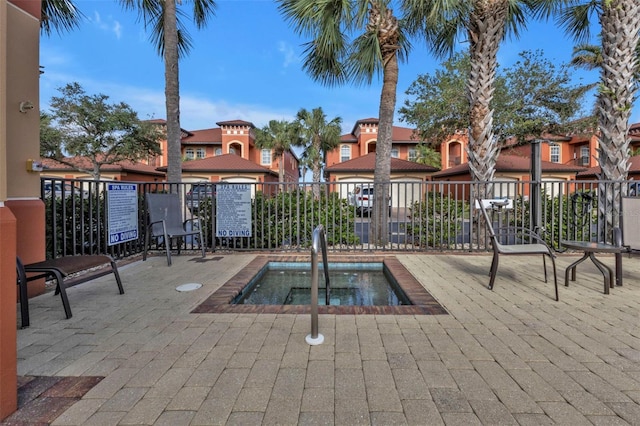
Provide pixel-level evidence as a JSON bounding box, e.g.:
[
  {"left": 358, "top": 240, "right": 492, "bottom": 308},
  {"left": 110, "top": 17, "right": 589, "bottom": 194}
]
[{"left": 40, "top": 177, "right": 635, "bottom": 259}]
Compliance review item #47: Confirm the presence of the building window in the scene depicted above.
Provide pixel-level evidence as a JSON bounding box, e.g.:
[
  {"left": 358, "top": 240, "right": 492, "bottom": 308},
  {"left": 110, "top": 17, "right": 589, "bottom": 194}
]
[
  {"left": 580, "top": 146, "right": 589, "bottom": 166},
  {"left": 408, "top": 149, "right": 417, "bottom": 162},
  {"left": 391, "top": 148, "right": 399, "bottom": 158},
  {"left": 262, "top": 149, "right": 272, "bottom": 165},
  {"left": 550, "top": 143, "right": 560, "bottom": 163},
  {"left": 185, "top": 148, "right": 195, "bottom": 160},
  {"left": 196, "top": 148, "right": 206, "bottom": 159},
  {"left": 215, "top": 148, "right": 222, "bottom": 155},
  {"left": 229, "top": 147, "right": 236, "bottom": 155},
  {"left": 340, "top": 145, "right": 350, "bottom": 162}
]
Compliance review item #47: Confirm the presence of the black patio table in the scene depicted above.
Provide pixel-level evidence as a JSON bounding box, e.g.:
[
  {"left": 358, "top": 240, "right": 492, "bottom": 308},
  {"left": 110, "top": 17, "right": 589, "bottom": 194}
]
[{"left": 561, "top": 240, "right": 624, "bottom": 294}]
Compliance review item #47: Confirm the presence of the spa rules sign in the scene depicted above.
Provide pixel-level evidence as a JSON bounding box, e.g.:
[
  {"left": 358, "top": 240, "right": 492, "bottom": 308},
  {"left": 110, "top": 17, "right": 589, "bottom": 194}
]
[{"left": 216, "top": 183, "right": 252, "bottom": 237}]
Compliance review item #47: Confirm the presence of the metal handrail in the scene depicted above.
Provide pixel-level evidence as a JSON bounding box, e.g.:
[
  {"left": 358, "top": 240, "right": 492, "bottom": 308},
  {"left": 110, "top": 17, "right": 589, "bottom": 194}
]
[{"left": 306, "top": 225, "right": 330, "bottom": 345}]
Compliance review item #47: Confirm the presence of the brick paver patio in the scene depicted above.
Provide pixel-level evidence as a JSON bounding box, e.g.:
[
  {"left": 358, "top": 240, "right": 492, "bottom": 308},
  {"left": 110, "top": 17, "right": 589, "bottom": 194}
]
[{"left": 6, "top": 252, "right": 640, "bottom": 425}]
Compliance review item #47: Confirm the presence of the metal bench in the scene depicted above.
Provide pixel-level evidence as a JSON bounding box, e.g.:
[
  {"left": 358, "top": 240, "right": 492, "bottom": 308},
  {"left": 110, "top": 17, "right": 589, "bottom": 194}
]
[{"left": 16, "top": 255, "right": 124, "bottom": 328}]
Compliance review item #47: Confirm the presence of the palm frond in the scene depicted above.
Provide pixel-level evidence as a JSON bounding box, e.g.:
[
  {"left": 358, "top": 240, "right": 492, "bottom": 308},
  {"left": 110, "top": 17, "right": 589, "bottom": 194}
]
[
  {"left": 191, "top": 0, "right": 217, "bottom": 28},
  {"left": 555, "top": 2, "right": 596, "bottom": 44},
  {"left": 347, "top": 32, "right": 383, "bottom": 85},
  {"left": 41, "top": 0, "right": 84, "bottom": 36}
]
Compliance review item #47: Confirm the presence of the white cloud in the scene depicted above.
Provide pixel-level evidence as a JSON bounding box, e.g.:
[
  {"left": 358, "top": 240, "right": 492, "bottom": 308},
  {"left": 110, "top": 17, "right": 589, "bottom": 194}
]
[
  {"left": 112, "top": 21, "right": 123, "bottom": 40},
  {"left": 179, "top": 94, "right": 296, "bottom": 130},
  {"left": 277, "top": 41, "right": 299, "bottom": 68},
  {"left": 90, "top": 11, "right": 122, "bottom": 39}
]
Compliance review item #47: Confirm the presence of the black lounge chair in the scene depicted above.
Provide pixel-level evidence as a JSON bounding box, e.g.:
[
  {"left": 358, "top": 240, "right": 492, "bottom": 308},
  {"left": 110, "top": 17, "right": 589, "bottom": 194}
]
[{"left": 17, "top": 254, "right": 124, "bottom": 327}]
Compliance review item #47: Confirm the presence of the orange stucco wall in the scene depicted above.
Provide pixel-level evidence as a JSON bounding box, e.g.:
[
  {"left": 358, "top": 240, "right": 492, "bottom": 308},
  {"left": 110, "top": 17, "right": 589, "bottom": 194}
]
[
  {"left": 6, "top": 200, "right": 46, "bottom": 297},
  {"left": 0, "top": 206, "right": 17, "bottom": 420},
  {"left": 1, "top": 0, "right": 42, "bottom": 418}
]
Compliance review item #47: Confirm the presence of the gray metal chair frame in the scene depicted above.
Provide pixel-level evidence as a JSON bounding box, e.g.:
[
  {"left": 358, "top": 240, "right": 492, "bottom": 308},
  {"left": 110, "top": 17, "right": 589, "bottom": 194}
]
[
  {"left": 477, "top": 198, "right": 559, "bottom": 301},
  {"left": 621, "top": 196, "right": 640, "bottom": 254},
  {"left": 143, "top": 193, "right": 206, "bottom": 266}
]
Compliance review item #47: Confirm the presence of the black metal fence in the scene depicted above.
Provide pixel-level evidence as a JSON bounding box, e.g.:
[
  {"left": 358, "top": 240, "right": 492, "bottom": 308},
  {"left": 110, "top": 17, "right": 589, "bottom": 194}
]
[{"left": 40, "top": 177, "right": 636, "bottom": 260}]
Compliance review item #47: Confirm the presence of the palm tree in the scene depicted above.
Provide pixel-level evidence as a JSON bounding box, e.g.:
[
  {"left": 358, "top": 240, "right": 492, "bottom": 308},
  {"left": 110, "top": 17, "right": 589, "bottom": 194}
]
[
  {"left": 254, "top": 120, "right": 301, "bottom": 186},
  {"left": 571, "top": 43, "right": 604, "bottom": 70},
  {"left": 537, "top": 0, "right": 640, "bottom": 232},
  {"left": 278, "top": 0, "right": 410, "bottom": 245},
  {"left": 571, "top": 42, "right": 640, "bottom": 85},
  {"left": 295, "top": 107, "right": 343, "bottom": 199},
  {"left": 120, "top": 0, "right": 216, "bottom": 184},
  {"left": 413, "top": 143, "right": 441, "bottom": 168},
  {"left": 40, "top": 0, "right": 83, "bottom": 35},
  {"left": 403, "top": 0, "right": 535, "bottom": 195}
]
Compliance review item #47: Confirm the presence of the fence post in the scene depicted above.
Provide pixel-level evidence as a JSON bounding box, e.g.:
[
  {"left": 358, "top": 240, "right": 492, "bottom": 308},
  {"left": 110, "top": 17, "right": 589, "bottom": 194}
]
[{"left": 531, "top": 140, "right": 542, "bottom": 232}]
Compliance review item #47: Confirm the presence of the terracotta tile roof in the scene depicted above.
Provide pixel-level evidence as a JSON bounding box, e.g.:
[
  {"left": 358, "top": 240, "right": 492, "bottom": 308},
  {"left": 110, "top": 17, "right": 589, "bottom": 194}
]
[
  {"left": 41, "top": 157, "right": 165, "bottom": 176},
  {"left": 350, "top": 118, "right": 380, "bottom": 136},
  {"left": 391, "top": 126, "right": 420, "bottom": 142},
  {"left": 340, "top": 134, "right": 358, "bottom": 142},
  {"left": 577, "top": 155, "right": 640, "bottom": 177},
  {"left": 182, "top": 128, "right": 222, "bottom": 143},
  {"left": 343, "top": 118, "right": 422, "bottom": 143},
  {"left": 325, "top": 152, "right": 439, "bottom": 173},
  {"left": 432, "top": 154, "right": 586, "bottom": 178},
  {"left": 145, "top": 118, "right": 192, "bottom": 137},
  {"left": 215, "top": 120, "right": 255, "bottom": 127},
  {"left": 158, "top": 154, "right": 276, "bottom": 175}
]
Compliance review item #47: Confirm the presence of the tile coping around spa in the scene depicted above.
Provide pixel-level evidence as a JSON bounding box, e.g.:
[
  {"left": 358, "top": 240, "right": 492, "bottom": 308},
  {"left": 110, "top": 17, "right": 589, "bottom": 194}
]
[{"left": 192, "top": 255, "right": 448, "bottom": 315}]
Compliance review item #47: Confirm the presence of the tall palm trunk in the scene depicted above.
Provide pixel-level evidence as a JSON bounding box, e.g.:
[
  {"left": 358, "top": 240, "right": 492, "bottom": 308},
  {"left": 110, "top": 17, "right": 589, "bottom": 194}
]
[
  {"left": 164, "top": 0, "right": 182, "bottom": 186},
  {"left": 466, "top": 0, "right": 508, "bottom": 198},
  {"left": 311, "top": 135, "right": 321, "bottom": 199},
  {"left": 278, "top": 153, "right": 285, "bottom": 183},
  {"left": 596, "top": 0, "right": 640, "bottom": 235},
  {"left": 371, "top": 3, "right": 399, "bottom": 246},
  {"left": 372, "top": 56, "right": 396, "bottom": 246}
]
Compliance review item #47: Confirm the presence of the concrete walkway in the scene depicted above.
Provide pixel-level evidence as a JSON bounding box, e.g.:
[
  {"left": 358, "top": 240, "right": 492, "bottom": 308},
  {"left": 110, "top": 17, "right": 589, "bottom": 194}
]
[{"left": 11, "top": 252, "right": 640, "bottom": 425}]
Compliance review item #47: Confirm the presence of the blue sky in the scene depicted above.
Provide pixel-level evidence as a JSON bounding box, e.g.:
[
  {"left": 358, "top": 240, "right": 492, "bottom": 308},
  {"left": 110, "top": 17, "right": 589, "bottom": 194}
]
[{"left": 40, "top": 0, "right": 640, "bottom": 135}]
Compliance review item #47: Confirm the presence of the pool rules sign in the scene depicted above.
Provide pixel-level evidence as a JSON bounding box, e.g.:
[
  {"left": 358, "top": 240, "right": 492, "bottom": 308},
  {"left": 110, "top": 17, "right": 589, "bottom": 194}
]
[
  {"left": 216, "top": 183, "right": 252, "bottom": 238},
  {"left": 107, "top": 183, "right": 139, "bottom": 245}
]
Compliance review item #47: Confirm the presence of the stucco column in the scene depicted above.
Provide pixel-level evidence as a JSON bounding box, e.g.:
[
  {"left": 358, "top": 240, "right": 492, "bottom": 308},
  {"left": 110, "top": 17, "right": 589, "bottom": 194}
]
[{"left": 0, "top": 204, "right": 17, "bottom": 420}]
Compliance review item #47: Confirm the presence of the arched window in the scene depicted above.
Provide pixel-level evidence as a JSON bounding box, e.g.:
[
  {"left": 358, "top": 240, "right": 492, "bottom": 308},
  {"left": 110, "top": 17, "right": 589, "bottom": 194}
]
[
  {"left": 367, "top": 140, "right": 377, "bottom": 154},
  {"left": 215, "top": 148, "right": 222, "bottom": 155},
  {"left": 448, "top": 141, "right": 462, "bottom": 167}
]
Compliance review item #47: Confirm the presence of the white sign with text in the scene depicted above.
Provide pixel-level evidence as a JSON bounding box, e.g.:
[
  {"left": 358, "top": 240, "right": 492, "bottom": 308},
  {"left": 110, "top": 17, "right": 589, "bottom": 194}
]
[
  {"left": 216, "top": 183, "right": 252, "bottom": 237},
  {"left": 107, "top": 183, "right": 139, "bottom": 245}
]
